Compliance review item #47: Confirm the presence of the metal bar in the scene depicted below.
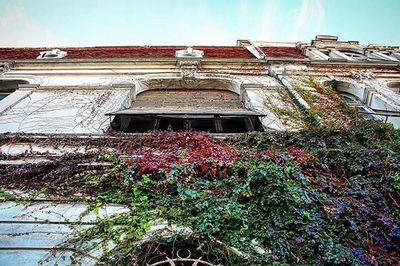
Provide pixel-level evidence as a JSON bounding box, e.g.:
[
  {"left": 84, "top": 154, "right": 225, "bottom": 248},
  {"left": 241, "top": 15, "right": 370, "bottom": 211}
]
[
  {"left": 366, "top": 108, "right": 400, "bottom": 115},
  {"left": 358, "top": 111, "right": 400, "bottom": 117},
  {"left": 0, "top": 220, "right": 96, "bottom": 225},
  {"left": 105, "top": 113, "right": 266, "bottom": 117}
]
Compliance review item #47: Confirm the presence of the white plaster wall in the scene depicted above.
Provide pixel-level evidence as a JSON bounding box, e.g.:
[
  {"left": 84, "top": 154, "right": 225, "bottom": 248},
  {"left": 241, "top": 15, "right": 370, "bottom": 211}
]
[
  {"left": 0, "top": 89, "right": 32, "bottom": 114},
  {"left": 368, "top": 94, "right": 400, "bottom": 128},
  {"left": 366, "top": 80, "right": 400, "bottom": 110},
  {"left": 234, "top": 75, "right": 281, "bottom": 87},
  {"left": 0, "top": 89, "right": 130, "bottom": 134},
  {"left": 244, "top": 88, "right": 286, "bottom": 131},
  {"left": 336, "top": 82, "right": 365, "bottom": 100}
]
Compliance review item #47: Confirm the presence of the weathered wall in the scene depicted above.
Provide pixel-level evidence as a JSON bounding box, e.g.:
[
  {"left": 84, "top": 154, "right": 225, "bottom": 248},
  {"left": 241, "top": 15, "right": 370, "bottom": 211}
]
[{"left": 0, "top": 88, "right": 130, "bottom": 134}]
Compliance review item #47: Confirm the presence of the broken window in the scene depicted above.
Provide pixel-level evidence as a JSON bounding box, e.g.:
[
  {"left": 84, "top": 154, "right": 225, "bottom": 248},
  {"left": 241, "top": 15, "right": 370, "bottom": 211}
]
[{"left": 108, "top": 89, "right": 264, "bottom": 133}]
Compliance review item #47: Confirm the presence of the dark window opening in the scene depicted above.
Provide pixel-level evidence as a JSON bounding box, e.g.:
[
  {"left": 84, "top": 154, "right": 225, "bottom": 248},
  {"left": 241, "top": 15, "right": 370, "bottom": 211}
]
[
  {"left": 0, "top": 94, "right": 9, "bottom": 101},
  {"left": 0, "top": 80, "right": 29, "bottom": 101},
  {"left": 111, "top": 115, "right": 263, "bottom": 133},
  {"left": 221, "top": 118, "right": 248, "bottom": 133},
  {"left": 221, "top": 117, "right": 263, "bottom": 133},
  {"left": 128, "top": 118, "right": 156, "bottom": 132},
  {"left": 159, "top": 118, "right": 185, "bottom": 131},
  {"left": 342, "top": 95, "right": 358, "bottom": 104},
  {"left": 111, "top": 116, "right": 156, "bottom": 133},
  {"left": 190, "top": 119, "right": 217, "bottom": 132}
]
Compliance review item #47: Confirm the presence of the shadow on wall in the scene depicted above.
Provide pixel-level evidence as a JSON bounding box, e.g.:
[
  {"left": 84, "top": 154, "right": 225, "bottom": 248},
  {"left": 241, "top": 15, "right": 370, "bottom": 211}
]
[{"left": 387, "top": 82, "right": 400, "bottom": 93}]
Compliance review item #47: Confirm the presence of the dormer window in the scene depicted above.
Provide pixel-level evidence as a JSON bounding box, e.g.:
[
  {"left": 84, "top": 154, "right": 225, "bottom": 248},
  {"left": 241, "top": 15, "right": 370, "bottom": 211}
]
[
  {"left": 175, "top": 47, "right": 204, "bottom": 58},
  {"left": 328, "top": 49, "right": 366, "bottom": 61},
  {"left": 341, "top": 51, "right": 367, "bottom": 60},
  {"left": 367, "top": 51, "right": 399, "bottom": 62},
  {"left": 37, "top": 49, "right": 68, "bottom": 59}
]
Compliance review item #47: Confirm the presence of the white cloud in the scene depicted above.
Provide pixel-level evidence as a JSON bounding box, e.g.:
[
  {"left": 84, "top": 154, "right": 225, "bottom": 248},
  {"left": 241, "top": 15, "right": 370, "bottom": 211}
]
[
  {"left": 0, "top": 5, "right": 71, "bottom": 47},
  {"left": 258, "top": 0, "right": 280, "bottom": 41},
  {"left": 290, "top": 0, "right": 325, "bottom": 41}
]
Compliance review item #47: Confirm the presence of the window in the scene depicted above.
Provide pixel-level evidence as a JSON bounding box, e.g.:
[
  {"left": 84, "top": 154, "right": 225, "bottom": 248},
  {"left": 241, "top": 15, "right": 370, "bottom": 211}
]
[
  {"left": 338, "top": 93, "right": 385, "bottom": 122},
  {"left": 357, "top": 106, "right": 384, "bottom": 121},
  {"left": 110, "top": 116, "right": 263, "bottom": 133},
  {"left": 0, "top": 80, "right": 29, "bottom": 101},
  {"left": 0, "top": 93, "right": 8, "bottom": 101},
  {"left": 341, "top": 94, "right": 358, "bottom": 105},
  {"left": 341, "top": 51, "right": 367, "bottom": 60},
  {"left": 108, "top": 88, "right": 264, "bottom": 133}
]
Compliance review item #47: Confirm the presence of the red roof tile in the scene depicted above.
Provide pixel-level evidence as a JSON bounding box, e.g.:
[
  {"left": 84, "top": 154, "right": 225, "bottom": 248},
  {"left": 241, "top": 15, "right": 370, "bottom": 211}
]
[
  {"left": 0, "top": 46, "right": 304, "bottom": 60},
  {"left": 260, "top": 47, "right": 305, "bottom": 59}
]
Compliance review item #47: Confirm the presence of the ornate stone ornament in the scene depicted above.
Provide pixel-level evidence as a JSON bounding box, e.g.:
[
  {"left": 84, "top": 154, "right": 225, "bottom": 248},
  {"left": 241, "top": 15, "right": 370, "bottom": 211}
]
[
  {"left": 175, "top": 47, "right": 204, "bottom": 79},
  {"left": 177, "top": 59, "right": 200, "bottom": 80},
  {"left": 351, "top": 71, "right": 375, "bottom": 80},
  {"left": 37, "top": 49, "right": 68, "bottom": 59},
  {"left": 175, "top": 47, "right": 204, "bottom": 58},
  {"left": 0, "top": 62, "right": 12, "bottom": 75}
]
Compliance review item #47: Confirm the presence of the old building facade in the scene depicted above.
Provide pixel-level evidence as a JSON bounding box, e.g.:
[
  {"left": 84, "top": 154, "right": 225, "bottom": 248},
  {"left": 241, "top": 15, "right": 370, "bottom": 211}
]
[{"left": 0, "top": 36, "right": 400, "bottom": 265}]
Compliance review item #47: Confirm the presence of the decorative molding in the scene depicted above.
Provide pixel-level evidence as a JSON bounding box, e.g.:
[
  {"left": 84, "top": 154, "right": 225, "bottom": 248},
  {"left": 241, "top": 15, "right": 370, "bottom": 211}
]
[
  {"left": 351, "top": 71, "right": 375, "bottom": 80},
  {"left": 0, "top": 62, "right": 13, "bottom": 75}
]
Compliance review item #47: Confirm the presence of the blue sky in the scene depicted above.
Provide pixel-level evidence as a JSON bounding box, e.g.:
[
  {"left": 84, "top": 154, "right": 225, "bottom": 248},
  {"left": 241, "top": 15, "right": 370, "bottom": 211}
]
[{"left": 0, "top": 0, "right": 399, "bottom": 47}]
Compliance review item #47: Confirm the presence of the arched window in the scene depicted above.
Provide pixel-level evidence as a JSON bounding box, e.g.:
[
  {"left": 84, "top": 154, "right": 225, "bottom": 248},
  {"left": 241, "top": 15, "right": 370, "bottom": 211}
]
[
  {"left": 108, "top": 88, "right": 263, "bottom": 133},
  {"left": 332, "top": 81, "right": 400, "bottom": 126}
]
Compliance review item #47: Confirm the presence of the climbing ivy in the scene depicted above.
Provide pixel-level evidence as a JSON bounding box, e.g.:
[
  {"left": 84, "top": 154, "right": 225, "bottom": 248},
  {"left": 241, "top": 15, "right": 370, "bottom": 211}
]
[{"left": 1, "top": 123, "right": 399, "bottom": 265}]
